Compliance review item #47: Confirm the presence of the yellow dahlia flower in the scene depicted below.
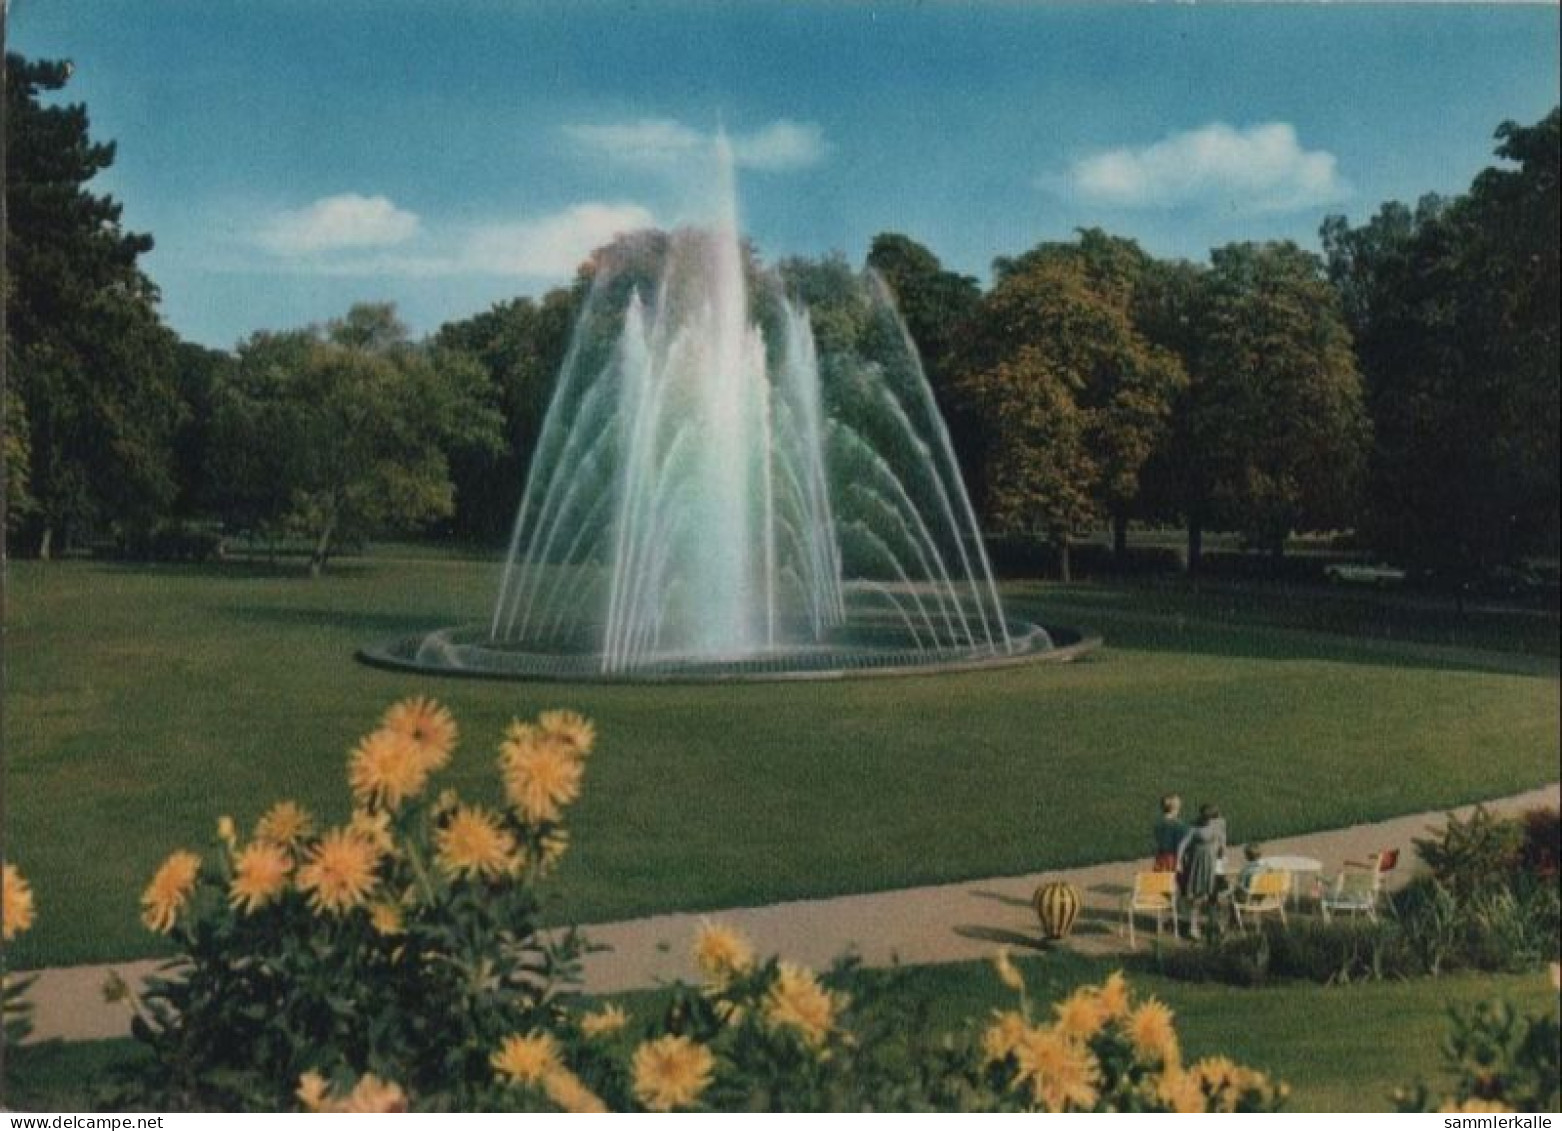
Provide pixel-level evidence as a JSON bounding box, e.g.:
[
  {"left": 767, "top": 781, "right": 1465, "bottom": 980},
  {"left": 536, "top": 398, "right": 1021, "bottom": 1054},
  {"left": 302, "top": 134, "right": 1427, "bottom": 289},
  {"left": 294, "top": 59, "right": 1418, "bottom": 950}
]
[
  {"left": 1157, "top": 1069, "right": 1207, "bottom": 1114},
  {"left": 141, "top": 850, "right": 201, "bottom": 934},
  {"left": 348, "top": 808, "right": 396, "bottom": 856},
  {"left": 297, "top": 1071, "right": 407, "bottom": 1113},
  {"left": 1012, "top": 1025, "right": 1102, "bottom": 1112},
  {"left": 1096, "top": 970, "right": 1131, "bottom": 1021},
  {"left": 492, "top": 1032, "right": 561, "bottom": 1086},
  {"left": 254, "top": 800, "right": 315, "bottom": 849},
  {"left": 538, "top": 708, "right": 596, "bottom": 758},
  {"left": 981, "top": 1009, "right": 1031, "bottom": 1064},
  {"left": 693, "top": 921, "right": 755, "bottom": 983},
  {"left": 381, "top": 695, "right": 458, "bottom": 772},
  {"left": 763, "top": 962, "right": 841, "bottom": 1048},
  {"left": 2, "top": 863, "right": 36, "bottom": 941},
  {"left": 580, "top": 1003, "right": 629, "bottom": 1038},
  {"left": 296, "top": 828, "right": 381, "bottom": 915},
  {"left": 435, "top": 805, "right": 517, "bottom": 881},
  {"left": 499, "top": 723, "right": 583, "bottom": 823},
  {"left": 1127, "top": 997, "right": 1180, "bottom": 1068},
  {"left": 1053, "top": 986, "right": 1106, "bottom": 1042},
  {"left": 631, "top": 1034, "right": 714, "bottom": 1112},
  {"left": 369, "top": 900, "right": 405, "bottom": 936},
  {"left": 349, "top": 727, "right": 430, "bottom": 811},
  {"left": 228, "top": 841, "right": 292, "bottom": 914}
]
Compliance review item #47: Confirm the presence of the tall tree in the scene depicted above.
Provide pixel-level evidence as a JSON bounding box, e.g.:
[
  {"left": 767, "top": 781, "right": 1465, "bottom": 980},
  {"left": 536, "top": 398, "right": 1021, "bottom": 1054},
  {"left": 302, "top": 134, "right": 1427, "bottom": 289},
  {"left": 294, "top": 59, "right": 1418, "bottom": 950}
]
[
  {"left": 959, "top": 347, "right": 1097, "bottom": 579},
  {"left": 865, "top": 233, "right": 980, "bottom": 393},
  {"left": 1323, "top": 108, "right": 1559, "bottom": 585},
  {"left": 209, "top": 304, "right": 502, "bottom": 575},
  {"left": 1187, "top": 242, "right": 1368, "bottom": 558},
  {"left": 959, "top": 233, "right": 1186, "bottom": 574},
  {"left": 4, "top": 55, "right": 181, "bottom": 556},
  {"left": 433, "top": 287, "right": 578, "bottom": 541}
]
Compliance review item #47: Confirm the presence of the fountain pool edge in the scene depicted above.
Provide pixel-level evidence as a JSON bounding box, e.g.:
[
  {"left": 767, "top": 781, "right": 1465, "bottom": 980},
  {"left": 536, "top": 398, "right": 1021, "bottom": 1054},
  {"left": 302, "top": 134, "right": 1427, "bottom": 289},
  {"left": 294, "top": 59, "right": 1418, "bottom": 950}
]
[{"left": 356, "top": 623, "right": 1101, "bottom": 684}]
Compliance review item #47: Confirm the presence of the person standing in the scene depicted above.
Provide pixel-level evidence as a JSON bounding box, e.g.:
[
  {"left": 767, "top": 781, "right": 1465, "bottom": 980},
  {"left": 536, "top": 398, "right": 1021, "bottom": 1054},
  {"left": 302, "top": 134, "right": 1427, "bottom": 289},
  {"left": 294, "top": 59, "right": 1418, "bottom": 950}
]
[
  {"left": 1177, "top": 804, "right": 1228, "bottom": 939},
  {"left": 1152, "top": 794, "right": 1187, "bottom": 872}
]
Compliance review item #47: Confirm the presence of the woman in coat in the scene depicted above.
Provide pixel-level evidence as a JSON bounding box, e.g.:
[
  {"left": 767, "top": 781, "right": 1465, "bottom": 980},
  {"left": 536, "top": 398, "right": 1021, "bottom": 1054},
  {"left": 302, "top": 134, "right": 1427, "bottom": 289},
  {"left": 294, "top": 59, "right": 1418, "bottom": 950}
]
[{"left": 1177, "top": 804, "right": 1227, "bottom": 938}]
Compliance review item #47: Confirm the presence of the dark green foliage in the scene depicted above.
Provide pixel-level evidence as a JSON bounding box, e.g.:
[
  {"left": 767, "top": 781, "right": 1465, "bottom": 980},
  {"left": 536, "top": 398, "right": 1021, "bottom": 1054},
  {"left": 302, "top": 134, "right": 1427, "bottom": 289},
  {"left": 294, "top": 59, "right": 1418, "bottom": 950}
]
[
  {"left": 1396, "top": 998, "right": 1561, "bottom": 1113},
  {"left": 1322, "top": 108, "right": 1561, "bottom": 584},
  {"left": 5, "top": 54, "right": 182, "bottom": 555},
  {"left": 207, "top": 303, "right": 502, "bottom": 574},
  {"left": 432, "top": 288, "right": 581, "bottom": 541},
  {"left": 1183, "top": 242, "right": 1369, "bottom": 557}
]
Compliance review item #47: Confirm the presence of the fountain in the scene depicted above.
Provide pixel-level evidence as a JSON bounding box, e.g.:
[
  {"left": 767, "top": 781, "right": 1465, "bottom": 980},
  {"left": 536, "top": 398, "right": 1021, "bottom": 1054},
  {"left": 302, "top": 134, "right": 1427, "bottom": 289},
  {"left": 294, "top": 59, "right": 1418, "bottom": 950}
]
[{"left": 363, "top": 140, "right": 1089, "bottom": 681}]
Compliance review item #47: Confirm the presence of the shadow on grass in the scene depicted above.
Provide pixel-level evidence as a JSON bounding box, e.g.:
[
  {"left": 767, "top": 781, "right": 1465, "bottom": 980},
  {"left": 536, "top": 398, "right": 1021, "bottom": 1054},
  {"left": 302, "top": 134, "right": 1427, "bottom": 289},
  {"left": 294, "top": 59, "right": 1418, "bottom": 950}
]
[
  {"left": 1010, "top": 598, "right": 1559, "bottom": 678},
  {"left": 222, "top": 604, "right": 448, "bottom": 637},
  {"left": 954, "top": 924, "right": 1047, "bottom": 951},
  {"left": 86, "top": 558, "right": 380, "bottom": 583}
]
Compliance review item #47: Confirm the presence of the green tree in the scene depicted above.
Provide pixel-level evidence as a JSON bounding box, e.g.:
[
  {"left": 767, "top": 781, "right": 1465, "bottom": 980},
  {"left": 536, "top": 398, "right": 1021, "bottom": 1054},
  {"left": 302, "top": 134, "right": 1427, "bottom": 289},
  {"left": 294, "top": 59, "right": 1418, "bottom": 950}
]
[
  {"left": 865, "top": 233, "right": 980, "bottom": 394},
  {"left": 1188, "top": 242, "right": 1368, "bottom": 557},
  {"left": 958, "top": 347, "right": 1097, "bottom": 579},
  {"left": 168, "top": 341, "right": 234, "bottom": 520},
  {"left": 1323, "top": 108, "right": 1559, "bottom": 586},
  {"left": 433, "top": 288, "right": 578, "bottom": 541},
  {"left": 5, "top": 55, "right": 181, "bottom": 556},
  {"left": 210, "top": 304, "right": 501, "bottom": 575},
  {"left": 960, "top": 233, "right": 1186, "bottom": 574}
]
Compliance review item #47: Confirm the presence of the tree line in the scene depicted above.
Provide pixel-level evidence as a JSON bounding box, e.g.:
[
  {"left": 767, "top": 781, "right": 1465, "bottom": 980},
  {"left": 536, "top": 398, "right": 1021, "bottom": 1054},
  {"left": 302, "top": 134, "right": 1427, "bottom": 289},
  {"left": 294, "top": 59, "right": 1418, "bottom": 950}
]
[{"left": 5, "top": 53, "right": 1556, "bottom": 586}]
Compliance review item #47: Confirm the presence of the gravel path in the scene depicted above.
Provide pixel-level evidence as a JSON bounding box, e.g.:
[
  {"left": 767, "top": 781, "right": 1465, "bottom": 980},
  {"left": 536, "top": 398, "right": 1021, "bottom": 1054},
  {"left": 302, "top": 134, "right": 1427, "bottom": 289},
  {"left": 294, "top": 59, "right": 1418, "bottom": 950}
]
[{"left": 21, "top": 782, "right": 1558, "bottom": 1044}]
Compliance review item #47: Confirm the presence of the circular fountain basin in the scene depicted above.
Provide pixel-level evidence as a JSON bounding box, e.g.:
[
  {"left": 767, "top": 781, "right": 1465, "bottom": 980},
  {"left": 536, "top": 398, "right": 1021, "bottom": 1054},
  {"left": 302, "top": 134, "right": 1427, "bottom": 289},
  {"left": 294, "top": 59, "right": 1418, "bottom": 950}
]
[{"left": 358, "top": 617, "right": 1098, "bottom": 684}]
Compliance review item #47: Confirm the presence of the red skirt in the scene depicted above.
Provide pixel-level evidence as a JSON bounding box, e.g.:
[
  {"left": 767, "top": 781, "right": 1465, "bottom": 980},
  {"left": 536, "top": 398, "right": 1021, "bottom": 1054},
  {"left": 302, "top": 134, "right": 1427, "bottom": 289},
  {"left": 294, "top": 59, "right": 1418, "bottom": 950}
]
[{"left": 1153, "top": 852, "right": 1178, "bottom": 872}]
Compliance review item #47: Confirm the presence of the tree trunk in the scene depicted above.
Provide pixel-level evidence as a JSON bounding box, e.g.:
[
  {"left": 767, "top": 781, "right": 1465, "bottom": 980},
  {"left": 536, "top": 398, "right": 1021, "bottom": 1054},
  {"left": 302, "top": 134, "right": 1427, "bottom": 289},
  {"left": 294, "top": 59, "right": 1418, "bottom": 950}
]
[
  {"left": 1057, "top": 536, "right": 1072, "bottom": 584},
  {"left": 308, "top": 513, "right": 337, "bottom": 579},
  {"left": 38, "top": 524, "right": 53, "bottom": 561},
  {"left": 1112, "top": 509, "right": 1129, "bottom": 568},
  {"left": 1186, "top": 516, "right": 1202, "bottom": 578}
]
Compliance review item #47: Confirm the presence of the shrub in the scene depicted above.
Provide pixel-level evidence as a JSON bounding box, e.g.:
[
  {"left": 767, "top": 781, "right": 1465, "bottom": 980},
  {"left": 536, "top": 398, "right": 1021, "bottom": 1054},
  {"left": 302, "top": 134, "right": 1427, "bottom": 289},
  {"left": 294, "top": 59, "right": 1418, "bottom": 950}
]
[
  {"left": 107, "top": 700, "right": 596, "bottom": 1110},
  {"left": 1395, "top": 983, "right": 1561, "bottom": 1114},
  {"left": 2, "top": 862, "right": 38, "bottom": 1045},
  {"left": 1519, "top": 808, "right": 1560, "bottom": 880},
  {"left": 1154, "top": 919, "right": 1417, "bottom": 987},
  {"left": 1156, "top": 873, "right": 1558, "bottom": 989},
  {"left": 1414, "top": 806, "right": 1525, "bottom": 901}
]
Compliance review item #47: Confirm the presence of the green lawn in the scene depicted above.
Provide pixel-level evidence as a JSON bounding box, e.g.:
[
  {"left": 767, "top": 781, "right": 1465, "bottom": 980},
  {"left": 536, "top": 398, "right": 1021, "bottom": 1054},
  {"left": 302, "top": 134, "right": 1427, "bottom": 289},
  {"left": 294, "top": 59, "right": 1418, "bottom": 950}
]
[
  {"left": 11, "top": 960, "right": 1556, "bottom": 1112},
  {"left": 8, "top": 554, "right": 1558, "bottom": 968}
]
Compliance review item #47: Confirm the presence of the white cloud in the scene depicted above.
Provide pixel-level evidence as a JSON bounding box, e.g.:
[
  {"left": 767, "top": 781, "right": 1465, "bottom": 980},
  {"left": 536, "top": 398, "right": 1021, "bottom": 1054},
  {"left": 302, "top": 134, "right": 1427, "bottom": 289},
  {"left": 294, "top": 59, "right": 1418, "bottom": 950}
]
[
  {"left": 257, "top": 193, "right": 420, "bottom": 254},
  {"left": 564, "top": 119, "right": 706, "bottom": 166},
  {"left": 457, "top": 202, "right": 657, "bottom": 277},
  {"left": 1064, "top": 122, "right": 1347, "bottom": 214},
  {"left": 730, "top": 120, "right": 827, "bottom": 171},
  {"left": 565, "top": 117, "right": 827, "bottom": 172}
]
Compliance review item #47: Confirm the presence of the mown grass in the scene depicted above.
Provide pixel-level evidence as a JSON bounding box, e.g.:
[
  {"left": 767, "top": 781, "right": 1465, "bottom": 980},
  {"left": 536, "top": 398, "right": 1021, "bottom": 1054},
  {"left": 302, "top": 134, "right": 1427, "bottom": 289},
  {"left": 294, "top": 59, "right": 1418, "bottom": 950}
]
[
  {"left": 7, "top": 554, "right": 1558, "bottom": 968},
  {"left": 10, "top": 960, "right": 1555, "bottom": 1113}
]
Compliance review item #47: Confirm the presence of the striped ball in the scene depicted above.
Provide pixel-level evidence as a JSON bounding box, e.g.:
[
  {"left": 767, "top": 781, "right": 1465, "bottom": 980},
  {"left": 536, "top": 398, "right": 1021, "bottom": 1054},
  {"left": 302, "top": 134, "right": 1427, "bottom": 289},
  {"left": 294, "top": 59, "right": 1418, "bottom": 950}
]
[{"left": 1033, "top": 881, "right": 1081, "bottom": 940}]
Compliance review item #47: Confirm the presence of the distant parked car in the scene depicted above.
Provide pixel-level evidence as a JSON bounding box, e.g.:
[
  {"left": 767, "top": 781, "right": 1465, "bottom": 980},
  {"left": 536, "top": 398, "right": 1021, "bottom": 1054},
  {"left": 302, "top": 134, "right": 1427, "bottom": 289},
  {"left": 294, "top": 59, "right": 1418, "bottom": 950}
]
[{"left": 1323, "top": 561, "right": 1408, "bottom": 587}]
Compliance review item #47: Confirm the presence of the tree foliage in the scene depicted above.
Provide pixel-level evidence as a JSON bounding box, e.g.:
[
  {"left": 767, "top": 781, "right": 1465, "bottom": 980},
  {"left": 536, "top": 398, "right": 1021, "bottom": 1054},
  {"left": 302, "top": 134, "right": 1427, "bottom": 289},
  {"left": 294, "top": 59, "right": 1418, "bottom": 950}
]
[
  {"left": 1180, "top": 242, "right": 1368, "bottom": 557},
  {"left": 209, "top": 304, "right": 501, "bottom": 574},
  {"left": 1323, "top": 108, "right": 1560, "bottom": 580},
  {"left": 958, "top": 232, "right": 1186, "bottom": 572},
  {"left": 433, "top": 289, "right": 579, "bottom": 540},
  {"left": 4, "top": 54, "right": 181, "bottom": 554}
]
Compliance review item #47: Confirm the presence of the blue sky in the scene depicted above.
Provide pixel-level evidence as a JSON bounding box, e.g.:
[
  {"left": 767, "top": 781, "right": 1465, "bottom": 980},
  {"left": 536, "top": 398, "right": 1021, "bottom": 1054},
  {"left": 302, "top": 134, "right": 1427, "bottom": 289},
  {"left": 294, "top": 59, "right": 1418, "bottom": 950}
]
[{"left": 12, "top": 1, "right": 1560, "bottom": 349}]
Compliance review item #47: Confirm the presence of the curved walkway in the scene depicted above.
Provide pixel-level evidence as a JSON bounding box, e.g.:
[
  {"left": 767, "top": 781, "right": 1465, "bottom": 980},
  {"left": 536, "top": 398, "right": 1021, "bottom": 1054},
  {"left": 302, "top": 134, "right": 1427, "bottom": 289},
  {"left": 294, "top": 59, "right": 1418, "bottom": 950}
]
[{"left": 22, "top": 782, "right": 1559, "bottom": 1044}]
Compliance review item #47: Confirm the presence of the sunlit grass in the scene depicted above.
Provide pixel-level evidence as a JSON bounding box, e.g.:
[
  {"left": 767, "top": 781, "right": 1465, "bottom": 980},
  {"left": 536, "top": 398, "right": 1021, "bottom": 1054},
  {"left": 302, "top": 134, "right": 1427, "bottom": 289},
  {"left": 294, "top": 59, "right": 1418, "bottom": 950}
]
[{"left": 8, "top": 554, "right": 1557, "bottom": 967}]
